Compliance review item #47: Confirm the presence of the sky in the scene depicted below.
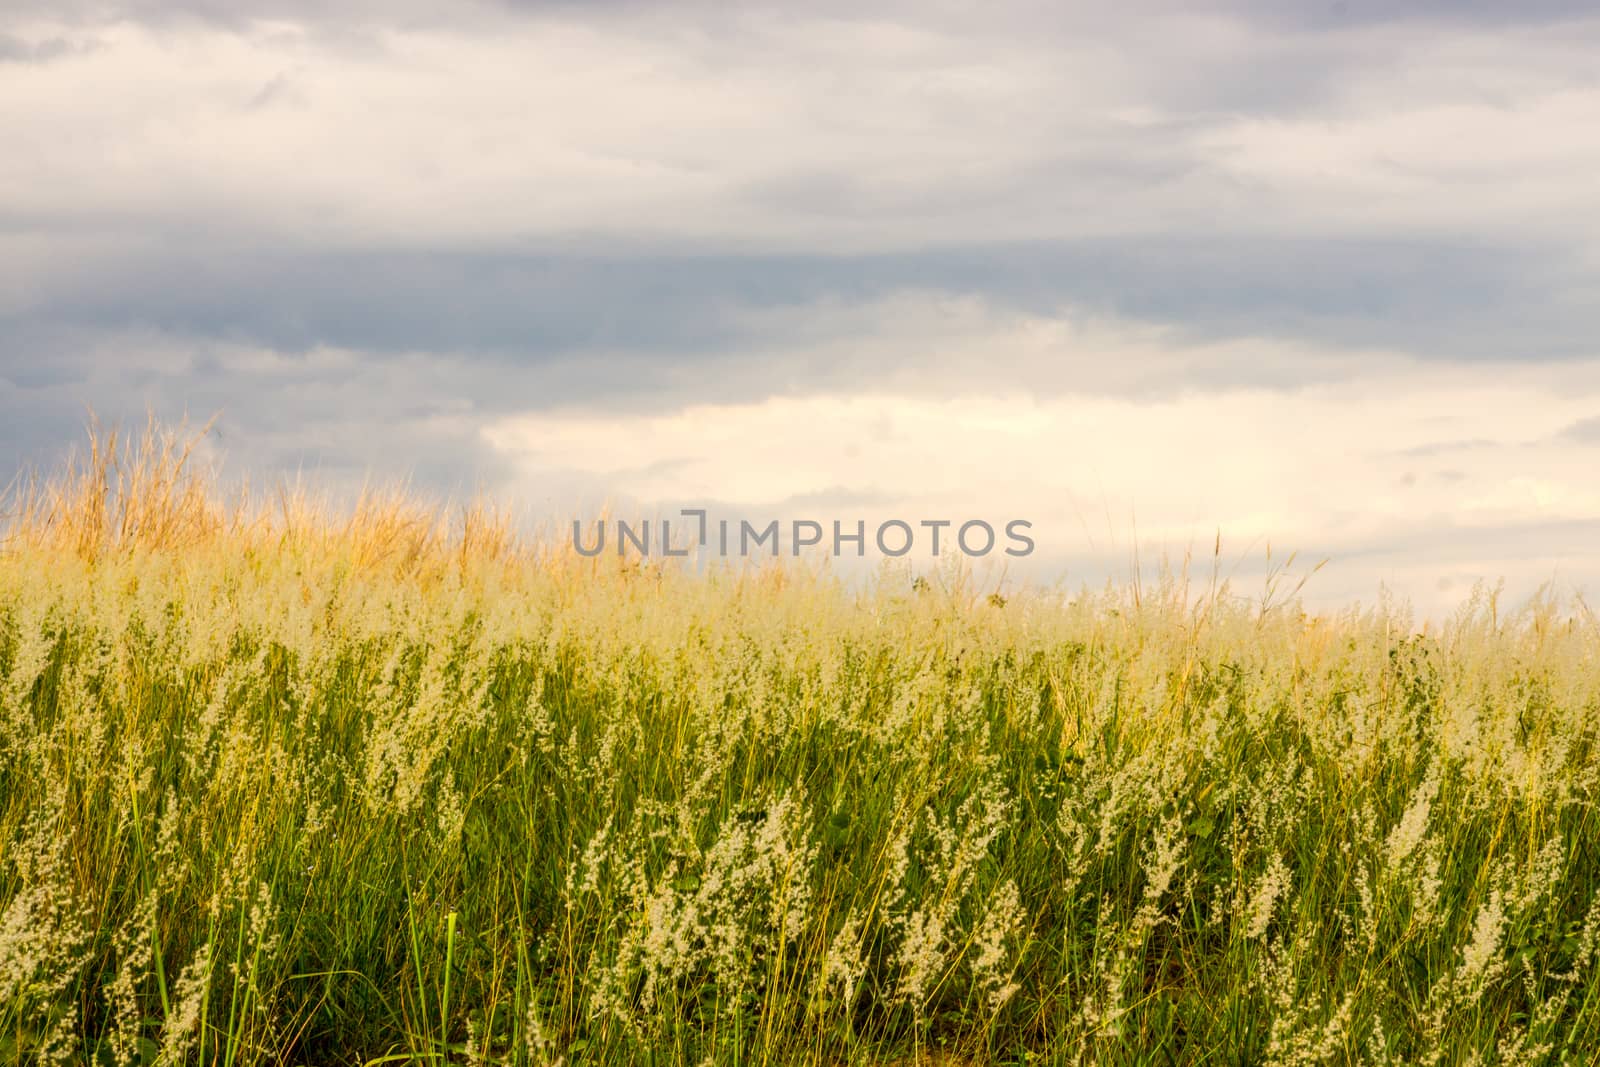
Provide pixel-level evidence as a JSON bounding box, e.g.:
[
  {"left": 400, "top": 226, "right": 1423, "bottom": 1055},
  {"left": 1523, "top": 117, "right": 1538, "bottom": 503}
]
[{"left": 4, "top": 0, "right": 1600, "bottom": 615}]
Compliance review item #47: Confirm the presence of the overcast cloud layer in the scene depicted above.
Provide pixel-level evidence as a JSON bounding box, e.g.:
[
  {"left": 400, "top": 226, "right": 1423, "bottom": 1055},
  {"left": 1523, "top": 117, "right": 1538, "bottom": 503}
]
[{"left": 4, "top": 1, "right": 1600, "bottom": 615}]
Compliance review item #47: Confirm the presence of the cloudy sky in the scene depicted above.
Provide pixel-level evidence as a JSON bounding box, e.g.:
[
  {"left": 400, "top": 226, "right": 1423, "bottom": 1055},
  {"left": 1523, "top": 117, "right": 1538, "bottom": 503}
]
[{"left": 4, "top": 1, "right": 1600, "bottom": 613}]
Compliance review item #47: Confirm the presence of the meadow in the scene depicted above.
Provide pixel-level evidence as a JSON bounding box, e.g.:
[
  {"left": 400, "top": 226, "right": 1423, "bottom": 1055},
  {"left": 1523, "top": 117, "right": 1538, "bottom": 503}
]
[{"left": 3, "top": 423, "right": 1599, "bottom": 1065}]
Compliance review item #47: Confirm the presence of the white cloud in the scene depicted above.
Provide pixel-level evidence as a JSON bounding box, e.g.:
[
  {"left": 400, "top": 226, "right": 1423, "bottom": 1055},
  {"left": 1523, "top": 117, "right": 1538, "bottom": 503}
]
[
  {"left": 3, "top": 9, "right": 1598, "bottom": 252},
  {"left": 1201, "top": 86, "right": 1600, "bottom": 241},
  {"left": 481, "top": 301, "right": 1600, "bottom": 614}
]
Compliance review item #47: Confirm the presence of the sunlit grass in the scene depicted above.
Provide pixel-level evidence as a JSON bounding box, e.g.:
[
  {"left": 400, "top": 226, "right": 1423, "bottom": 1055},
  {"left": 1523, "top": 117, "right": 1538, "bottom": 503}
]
[{"left": 2, "top": 420, "right": 1599, "bottom": 1065}]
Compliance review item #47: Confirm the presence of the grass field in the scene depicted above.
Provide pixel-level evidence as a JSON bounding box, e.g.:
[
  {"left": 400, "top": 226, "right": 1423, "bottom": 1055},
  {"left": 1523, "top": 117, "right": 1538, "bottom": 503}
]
[{"left": 3, "top": 423, "right": 1600, "bottom": 1065}]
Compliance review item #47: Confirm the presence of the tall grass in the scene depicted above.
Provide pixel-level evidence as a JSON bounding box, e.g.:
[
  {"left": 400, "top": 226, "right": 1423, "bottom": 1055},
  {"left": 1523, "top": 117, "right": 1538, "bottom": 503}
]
[{"left": 2, "top": 420, "right": 1599, "bottom": 1065}]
